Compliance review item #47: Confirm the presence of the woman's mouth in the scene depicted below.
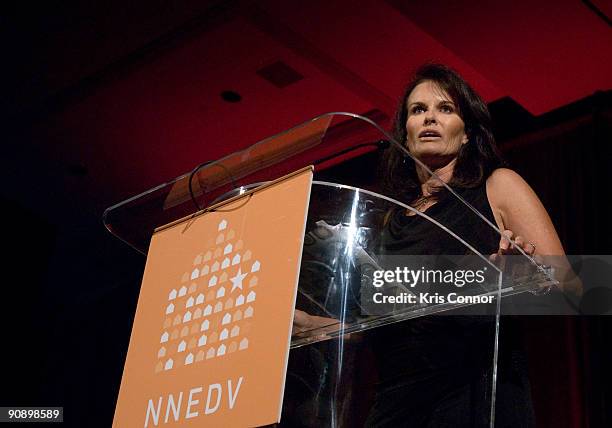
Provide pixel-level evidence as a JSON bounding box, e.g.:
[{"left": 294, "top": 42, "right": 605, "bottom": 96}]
[{"left": 418, "top": 129, "right": 442, "bottom": 139}]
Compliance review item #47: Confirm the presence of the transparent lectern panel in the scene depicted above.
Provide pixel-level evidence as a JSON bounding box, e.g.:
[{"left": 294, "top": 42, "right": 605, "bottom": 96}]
[
  {"left": 103, "top": 111, "right": 388, "bottom": 253},
  {"left": 105, "top": 112, "right": 560, "bottom": 428},
  {"left": 283, "top": 181, "right": 503, "bottom": 428}
]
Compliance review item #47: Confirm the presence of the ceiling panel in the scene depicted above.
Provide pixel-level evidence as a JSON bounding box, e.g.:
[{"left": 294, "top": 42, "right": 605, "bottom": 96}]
[
  {"left": 32, "top": 16, "right": 375, "bottom": 202},
  {"left": 8, "top": 0, "right": 611, "bottom": 217},
  {"left": 257, "top": 0, "right": 505, "bottom": 104},
  {"left": 391, "top": 0, "right": 612, "bottom": 115}
]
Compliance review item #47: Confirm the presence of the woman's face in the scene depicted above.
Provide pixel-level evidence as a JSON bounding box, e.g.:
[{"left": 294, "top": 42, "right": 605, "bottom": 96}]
[{"left": 405, "top": 81, "right": 468, "bottom": 165}]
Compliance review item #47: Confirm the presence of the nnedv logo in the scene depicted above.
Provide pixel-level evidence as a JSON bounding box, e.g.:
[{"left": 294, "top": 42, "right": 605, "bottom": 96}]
[{"left": 155, "top": 219, "right": 261, "bottom": 373}]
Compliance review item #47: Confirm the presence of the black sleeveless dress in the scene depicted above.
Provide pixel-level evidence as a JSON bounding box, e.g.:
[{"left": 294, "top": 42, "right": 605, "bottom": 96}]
[
  {"left": 381, "top": 184, "right": 499, "bottom": 256},
  {"left": 365, "top": 184, "right": 534, "bottom": 427}
]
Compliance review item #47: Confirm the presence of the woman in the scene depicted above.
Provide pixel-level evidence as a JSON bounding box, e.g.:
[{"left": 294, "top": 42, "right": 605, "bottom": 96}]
[
  {"left": 293, "top": 64, "right": 570, "bottom": 427},
  {"left": 365, "top": 63, "right": 568, "bottom": 427}
]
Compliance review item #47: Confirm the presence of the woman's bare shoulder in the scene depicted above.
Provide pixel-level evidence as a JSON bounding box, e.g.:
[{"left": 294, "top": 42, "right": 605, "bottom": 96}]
[
  {"left": 487, "top": 168, "right": 527, "bottom": 189},
  {"left": 486, "top": 168, "right": 536, "bottom": 206}
]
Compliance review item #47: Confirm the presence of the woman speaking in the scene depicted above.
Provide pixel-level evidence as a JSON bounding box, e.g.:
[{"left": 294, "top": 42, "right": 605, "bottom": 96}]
[
  {"left": 368, "top": 63, "right": 565, "bottom": 427},
  {"left": 294, "top": 63, "right": 567, "bottom": 427}
]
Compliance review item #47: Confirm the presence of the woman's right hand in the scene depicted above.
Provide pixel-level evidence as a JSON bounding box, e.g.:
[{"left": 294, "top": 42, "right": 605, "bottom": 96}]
[
  {"left": 292, "top": 309, "right": 314, "bottom": 335},
  {"left": 292, "top": 309, "right": 339, "bottom": 336}
]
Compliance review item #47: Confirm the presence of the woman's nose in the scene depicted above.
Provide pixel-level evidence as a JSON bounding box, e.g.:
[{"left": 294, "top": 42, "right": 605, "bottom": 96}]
[{"left": 424, "top": 114, "right": 437, "bottom": 125}]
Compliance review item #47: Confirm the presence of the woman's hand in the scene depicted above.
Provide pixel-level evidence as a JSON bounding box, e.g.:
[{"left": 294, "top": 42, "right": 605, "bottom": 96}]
[
  {"left": 292, "top": 309, "right": 314, "bottom": 335},
  {"left": 497, "top": 229, "right": 536, "bottom": 256},
  {"left": 496, "top": 229, "right": 584, "bottom": 297},
  {"left": 292, "top": 309, "right": 340, "bottom": 336},
  {"left": 490, "top": 229, "right": 537, "bottom": 265}
]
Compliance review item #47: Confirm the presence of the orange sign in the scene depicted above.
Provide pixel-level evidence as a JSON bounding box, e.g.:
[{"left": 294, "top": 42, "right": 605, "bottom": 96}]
[{"left": 113, "top": 168, "right": 313, "bottom": 427}]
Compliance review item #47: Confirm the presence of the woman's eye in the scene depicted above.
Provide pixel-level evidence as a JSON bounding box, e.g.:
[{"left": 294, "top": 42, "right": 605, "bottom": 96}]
[
  {"left": 411, "top": 106, "right": 425, "bottom": 114},
  {"left": 440, "top": 105, "right": 454, "bottom": 113}
]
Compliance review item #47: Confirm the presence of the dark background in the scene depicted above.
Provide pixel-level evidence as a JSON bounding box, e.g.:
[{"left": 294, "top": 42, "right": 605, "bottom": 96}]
[{"left": 2, "top": 1, "right": 611, "bottom": 426}]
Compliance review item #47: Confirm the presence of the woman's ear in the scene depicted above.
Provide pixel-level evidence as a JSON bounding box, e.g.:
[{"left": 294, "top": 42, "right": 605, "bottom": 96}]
[{"left": 462, "top": 126, "right": 470, "bottom": 145}]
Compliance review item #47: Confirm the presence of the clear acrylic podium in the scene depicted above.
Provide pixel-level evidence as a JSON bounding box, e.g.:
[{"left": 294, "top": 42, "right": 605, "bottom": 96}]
[{"left": 104, "top": 113, "right": 557, "bottom": 427}]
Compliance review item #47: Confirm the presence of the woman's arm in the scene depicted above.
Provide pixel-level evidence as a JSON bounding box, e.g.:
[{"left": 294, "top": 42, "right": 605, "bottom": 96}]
[
  {"left": 486, "top": 168, "right": 581, "bottom": 295},
  {"left": 486, "top": 168, "right": 565, "bottom": 256}
]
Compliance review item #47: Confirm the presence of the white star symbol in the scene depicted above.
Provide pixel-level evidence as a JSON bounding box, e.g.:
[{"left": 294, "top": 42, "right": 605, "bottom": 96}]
[{"left": 230, "top": 268, "right": 247, "bottom": 292}]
